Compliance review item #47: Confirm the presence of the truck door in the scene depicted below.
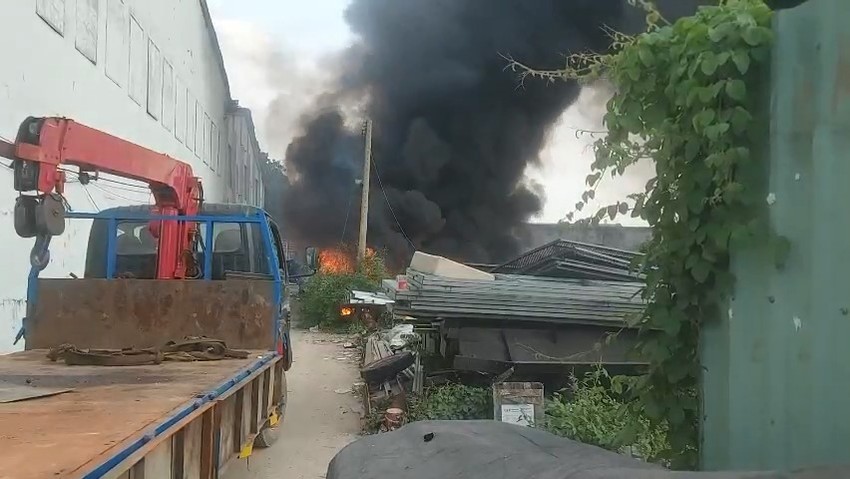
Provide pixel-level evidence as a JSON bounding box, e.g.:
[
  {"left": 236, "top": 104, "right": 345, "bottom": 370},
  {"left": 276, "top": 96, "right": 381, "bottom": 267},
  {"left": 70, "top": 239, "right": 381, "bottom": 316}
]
[{"left": 266, "top": 217, "right": 293, "bottom": 369}]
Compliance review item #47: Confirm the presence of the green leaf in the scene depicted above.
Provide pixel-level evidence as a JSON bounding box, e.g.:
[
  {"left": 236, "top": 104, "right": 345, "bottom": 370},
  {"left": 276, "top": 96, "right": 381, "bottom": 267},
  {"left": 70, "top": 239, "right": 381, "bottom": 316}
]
[
  {"left": 638, "top": 46, "right": 656, "bottom": 67},
  {"left": 700, "top": 52, "right": 719, "bottom": 76},
  {"left": 730, "top": 106, "right": 753, "bottom": 133},
  {"left": 692, "top": 109, "right": 716, "bottom": 132},
  {"left": 704, "top": 122, "right": 730, "bottom": 141},
  {"left": 697, "top": 85, "right": 718, "bottom": 103},
  {"left": 631, "top": 196, "right": 645, "bottom": 218},
  {"left": 708, "top": 23, "right": 734, "bottom": 43},
  {"left": 618, "top": 202, "right": 629, "bottom": 215},
  {"left": 645, "top": 177, "right": 657, "bottom": 192},
  {"left": 607, "top": 204, "right": 618, "bottom": 221},
  {"left": 690, "top": 260, "right": 711, "bottom": 283},
  {"left": 742, "top": 26, "right": 772, "bottom": 47},
  {"left": 658, "top": 310, "right": 682, "bottom": 336},
  {"left": 732, "top": 50, "right": 751, "bottom": 74},
  {"left": 726, "top": 79, "right": 747, "bottom": 102},
  {"left": 685, "top": 140, "right": 701, "bottom": 161}
]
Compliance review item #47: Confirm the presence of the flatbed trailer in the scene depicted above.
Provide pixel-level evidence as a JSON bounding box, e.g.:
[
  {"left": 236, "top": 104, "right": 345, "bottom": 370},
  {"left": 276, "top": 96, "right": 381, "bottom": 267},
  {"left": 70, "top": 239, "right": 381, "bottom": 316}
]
[{"left": 0, "top": 349, "right": 286, "bottom": 479}]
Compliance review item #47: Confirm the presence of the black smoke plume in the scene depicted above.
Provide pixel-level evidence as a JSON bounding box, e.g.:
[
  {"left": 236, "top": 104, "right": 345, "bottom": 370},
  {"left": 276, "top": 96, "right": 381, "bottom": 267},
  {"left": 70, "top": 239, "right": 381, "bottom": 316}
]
[{"left": 281, "top": 0, "right": 699, "bottom": 266}]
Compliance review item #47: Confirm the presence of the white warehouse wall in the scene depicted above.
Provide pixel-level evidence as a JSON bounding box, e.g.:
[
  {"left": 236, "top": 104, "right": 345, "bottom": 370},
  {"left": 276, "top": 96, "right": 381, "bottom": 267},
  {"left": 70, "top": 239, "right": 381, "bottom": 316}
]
[{"left": 0, "top": 0, "right": 267, "bottom": 352}]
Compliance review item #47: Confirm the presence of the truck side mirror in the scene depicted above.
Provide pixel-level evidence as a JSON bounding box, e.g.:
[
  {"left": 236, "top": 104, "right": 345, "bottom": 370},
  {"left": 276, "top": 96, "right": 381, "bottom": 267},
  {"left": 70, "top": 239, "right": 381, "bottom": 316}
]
[{"left": 305, "top": 246, "right": 318, "bottom": 271}]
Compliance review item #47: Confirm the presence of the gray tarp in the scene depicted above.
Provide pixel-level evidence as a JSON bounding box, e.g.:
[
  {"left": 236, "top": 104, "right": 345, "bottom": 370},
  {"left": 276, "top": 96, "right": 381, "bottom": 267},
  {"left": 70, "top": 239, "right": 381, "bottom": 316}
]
[{"left": 327, "top": 420, "right": 849, "bottom": 479}]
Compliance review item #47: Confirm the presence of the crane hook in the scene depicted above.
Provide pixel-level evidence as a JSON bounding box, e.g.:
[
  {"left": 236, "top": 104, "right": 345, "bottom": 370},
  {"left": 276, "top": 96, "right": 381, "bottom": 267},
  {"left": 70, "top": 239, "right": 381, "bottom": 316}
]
[{"left": 30, "top": 234, "right": 51, "bottom": 270}]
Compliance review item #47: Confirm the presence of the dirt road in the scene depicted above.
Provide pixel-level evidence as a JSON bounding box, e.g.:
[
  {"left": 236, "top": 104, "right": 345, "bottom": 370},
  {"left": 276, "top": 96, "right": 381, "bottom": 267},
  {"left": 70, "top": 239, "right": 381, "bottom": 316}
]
[{"left": 223, "top": 329, "right": 363, "bottom": 479}]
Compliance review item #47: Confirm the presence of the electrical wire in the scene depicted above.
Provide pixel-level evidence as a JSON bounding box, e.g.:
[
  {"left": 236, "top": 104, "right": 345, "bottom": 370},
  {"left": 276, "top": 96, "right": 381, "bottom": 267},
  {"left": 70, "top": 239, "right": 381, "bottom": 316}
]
[
  {"left": 97, "top": 175, "right": 150, "bottom": 191},
  {"left": 82, "top": 186, "right": 100, "bottom": 212},
  {"left": 91, "top": 179, "right": 151, "bottom": 195},
  {"left": 89, "top": 182, "right": 150, "bottom": 204},
  {"left": 370, "top": 158, "right": 416, "bottom": 249}
]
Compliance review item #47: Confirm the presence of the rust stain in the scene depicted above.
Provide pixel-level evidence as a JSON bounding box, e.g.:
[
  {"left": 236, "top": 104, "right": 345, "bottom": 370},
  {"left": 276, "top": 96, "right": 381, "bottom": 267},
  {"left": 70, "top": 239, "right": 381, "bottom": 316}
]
[{"left": 27, "top": 279, "right": 277, "bottom": 350}]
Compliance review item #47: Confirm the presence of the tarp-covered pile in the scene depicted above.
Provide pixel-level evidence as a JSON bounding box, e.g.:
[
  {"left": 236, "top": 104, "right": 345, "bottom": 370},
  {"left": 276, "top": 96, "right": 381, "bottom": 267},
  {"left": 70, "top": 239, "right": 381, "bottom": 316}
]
[{"left": 327, "top": 420, "right": 849, "bottom": 479}]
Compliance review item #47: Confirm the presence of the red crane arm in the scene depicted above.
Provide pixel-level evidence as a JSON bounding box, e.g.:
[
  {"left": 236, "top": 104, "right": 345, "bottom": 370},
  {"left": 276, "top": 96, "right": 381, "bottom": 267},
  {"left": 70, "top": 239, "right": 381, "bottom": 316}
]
[
  {"left": 6, "top": 117, "right": 202, "bottom": 212},
  {"left": 1, "top": 117, "right": 205, "bottom": 279}
]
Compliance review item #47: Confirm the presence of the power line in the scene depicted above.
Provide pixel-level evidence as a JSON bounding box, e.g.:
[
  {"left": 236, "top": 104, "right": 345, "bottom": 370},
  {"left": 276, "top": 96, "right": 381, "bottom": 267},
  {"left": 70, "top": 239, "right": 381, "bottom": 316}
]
[{"left": 370, "top": 158, "right": 415, "bottom": 249}]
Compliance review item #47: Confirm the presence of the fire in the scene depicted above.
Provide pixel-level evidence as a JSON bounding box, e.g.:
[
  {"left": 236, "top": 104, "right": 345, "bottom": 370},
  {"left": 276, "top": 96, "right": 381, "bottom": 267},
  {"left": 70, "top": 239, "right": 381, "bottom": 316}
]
[
  {"left": 318, "top": 246, "right": 378, "bottom": 274},
  {"left": 318, "top": 248, "right": 355, "bottom": 274}
]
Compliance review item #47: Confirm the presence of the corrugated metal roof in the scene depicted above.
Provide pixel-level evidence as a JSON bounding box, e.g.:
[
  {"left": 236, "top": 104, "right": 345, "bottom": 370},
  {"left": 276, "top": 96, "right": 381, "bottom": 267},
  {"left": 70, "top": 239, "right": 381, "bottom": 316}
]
[{"left": 384, "top": 269, "right": 644, "bottom": 327}]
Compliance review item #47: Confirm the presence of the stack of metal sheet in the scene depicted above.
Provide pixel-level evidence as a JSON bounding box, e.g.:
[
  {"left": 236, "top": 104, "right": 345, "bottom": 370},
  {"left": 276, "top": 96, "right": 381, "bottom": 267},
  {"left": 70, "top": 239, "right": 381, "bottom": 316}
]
[
  {"left": 383, "top": 269, "right": 644, "bottom": 328},
  {"left": 490, "top": 239, "right": 644, "bottom": 282}
]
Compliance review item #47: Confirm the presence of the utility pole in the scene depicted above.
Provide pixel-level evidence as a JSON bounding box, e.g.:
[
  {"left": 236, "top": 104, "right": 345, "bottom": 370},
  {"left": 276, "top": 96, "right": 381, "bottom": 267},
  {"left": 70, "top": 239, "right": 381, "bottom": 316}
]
[{"left": 358, "top": 119, "right": 372, "bottom": 263}]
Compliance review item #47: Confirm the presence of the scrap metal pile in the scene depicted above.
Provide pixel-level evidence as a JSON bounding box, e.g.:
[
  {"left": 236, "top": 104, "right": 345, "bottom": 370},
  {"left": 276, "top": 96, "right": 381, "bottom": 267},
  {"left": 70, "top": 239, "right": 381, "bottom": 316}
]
[
  {"left": 354, "top": 244, "right": 650, "bottom": 433},
  {"left": 378, "top": 249, "right": 647, "bottom": 376}
]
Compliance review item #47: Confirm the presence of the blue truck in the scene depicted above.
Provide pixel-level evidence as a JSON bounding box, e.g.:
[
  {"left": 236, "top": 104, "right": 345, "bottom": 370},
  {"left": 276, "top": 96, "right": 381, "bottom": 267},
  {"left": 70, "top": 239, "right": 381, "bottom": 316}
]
[{"left": 0, "top": 117, "right": 315, "bottom": 478}]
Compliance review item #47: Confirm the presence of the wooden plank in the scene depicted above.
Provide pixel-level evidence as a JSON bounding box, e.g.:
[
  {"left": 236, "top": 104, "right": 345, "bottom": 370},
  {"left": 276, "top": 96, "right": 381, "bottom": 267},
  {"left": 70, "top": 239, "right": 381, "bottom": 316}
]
[
  {"left": 183, "top": 419, "right": 203, "bottom": 479},
  {"left": 143, "top": 440, "right": 172, "bottom": 478},
  {"left": 250, "top": 378, "right": 260, "bottom": 434},
  {"left": 199, "top": 405, "right": 220, "bottom": 479},
  {"left": 241, "top": 381, "right": 253, "bottom": 440},
  {"left": 232, "top": 390, "right": 243, "bottom": 453},
  {"left": 129, "top": 460, "right": 145, "bottom": 479},
  {"left": 261, "top": 369, "right": 271, "bottom": 419},
  {"left": 97, "top": 404, "right": 210, "bottom": 479},
  {"left": 218, "top": 396, "right": 236, "bottom": 464},
  {"left": 171, "top": 429, "right": 185, "bottom": 479}
]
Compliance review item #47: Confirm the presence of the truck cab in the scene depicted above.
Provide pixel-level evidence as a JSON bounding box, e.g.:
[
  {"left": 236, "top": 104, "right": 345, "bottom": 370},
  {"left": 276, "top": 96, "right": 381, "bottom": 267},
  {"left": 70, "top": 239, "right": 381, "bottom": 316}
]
[{"left": 83, "top": 203, "right": 294, "bottom": 282}]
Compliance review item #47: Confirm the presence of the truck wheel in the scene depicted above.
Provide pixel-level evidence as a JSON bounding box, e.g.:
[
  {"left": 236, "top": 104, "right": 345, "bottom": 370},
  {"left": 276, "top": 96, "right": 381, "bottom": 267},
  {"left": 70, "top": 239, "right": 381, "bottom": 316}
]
[{"left": 254, "top": 372, "right": 287, "bottom": 449}]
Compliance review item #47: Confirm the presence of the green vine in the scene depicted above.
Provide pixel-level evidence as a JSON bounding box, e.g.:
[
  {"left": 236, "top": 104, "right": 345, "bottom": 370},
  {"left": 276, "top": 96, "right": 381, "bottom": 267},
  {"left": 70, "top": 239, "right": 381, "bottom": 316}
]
[{"left": 510, "top": 0, "right": 775, "bottom": 468}]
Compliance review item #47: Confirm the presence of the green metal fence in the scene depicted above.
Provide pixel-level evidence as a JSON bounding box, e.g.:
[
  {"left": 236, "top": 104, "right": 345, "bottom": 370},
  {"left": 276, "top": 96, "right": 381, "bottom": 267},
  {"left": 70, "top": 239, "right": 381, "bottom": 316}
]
[{"left": 701, "top": 0, "right": 850, "bottom": 470}]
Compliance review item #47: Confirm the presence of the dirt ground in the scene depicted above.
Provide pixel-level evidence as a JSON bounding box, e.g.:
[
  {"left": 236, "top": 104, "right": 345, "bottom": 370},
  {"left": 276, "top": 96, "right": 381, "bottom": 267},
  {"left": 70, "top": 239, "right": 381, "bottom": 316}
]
[{"left": 222, "top": 329, "right": 364, "bottom": 479}]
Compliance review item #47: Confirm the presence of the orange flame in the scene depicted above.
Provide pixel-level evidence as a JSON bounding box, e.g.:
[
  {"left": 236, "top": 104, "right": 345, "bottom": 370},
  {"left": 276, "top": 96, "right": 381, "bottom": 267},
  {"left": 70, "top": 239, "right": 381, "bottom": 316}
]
[
  {"left": 318, "top": 246, "right": 378, "bottom": 274},
  {"left": 319, "top": 248, "right": 355, "bottom": 274}
]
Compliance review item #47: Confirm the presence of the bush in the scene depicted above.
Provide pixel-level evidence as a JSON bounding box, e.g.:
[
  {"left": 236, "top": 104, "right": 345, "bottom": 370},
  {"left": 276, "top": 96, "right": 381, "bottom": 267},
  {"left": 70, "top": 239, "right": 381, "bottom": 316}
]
[
  {"left": 543, "top": 369, "right": 668, "bottom": 462},
  {"left": 409, "top": 384, "right": 493, "bottom": 421},
  {"left": 298, "top": 252, "right": 387, "bottom": 329}
]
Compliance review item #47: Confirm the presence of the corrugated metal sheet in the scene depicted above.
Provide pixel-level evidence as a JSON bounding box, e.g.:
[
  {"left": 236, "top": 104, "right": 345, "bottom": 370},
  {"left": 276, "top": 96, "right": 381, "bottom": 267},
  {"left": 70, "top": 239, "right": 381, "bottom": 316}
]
[
  {"left": 384, "top": 269, "right": 644, "bottom": 327},
  {"left": 491, "top": 239, "right": 643, "bottom": 282},
  {"left": 700, "top": 0, "right": 850, "bottom": 470}
]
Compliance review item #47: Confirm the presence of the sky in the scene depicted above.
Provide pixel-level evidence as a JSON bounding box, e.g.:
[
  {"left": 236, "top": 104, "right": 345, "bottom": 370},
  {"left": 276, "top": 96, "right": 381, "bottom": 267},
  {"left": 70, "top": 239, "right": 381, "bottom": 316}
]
[{"left": 208, "top": 1, "right": 648, "bottom": 225}]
